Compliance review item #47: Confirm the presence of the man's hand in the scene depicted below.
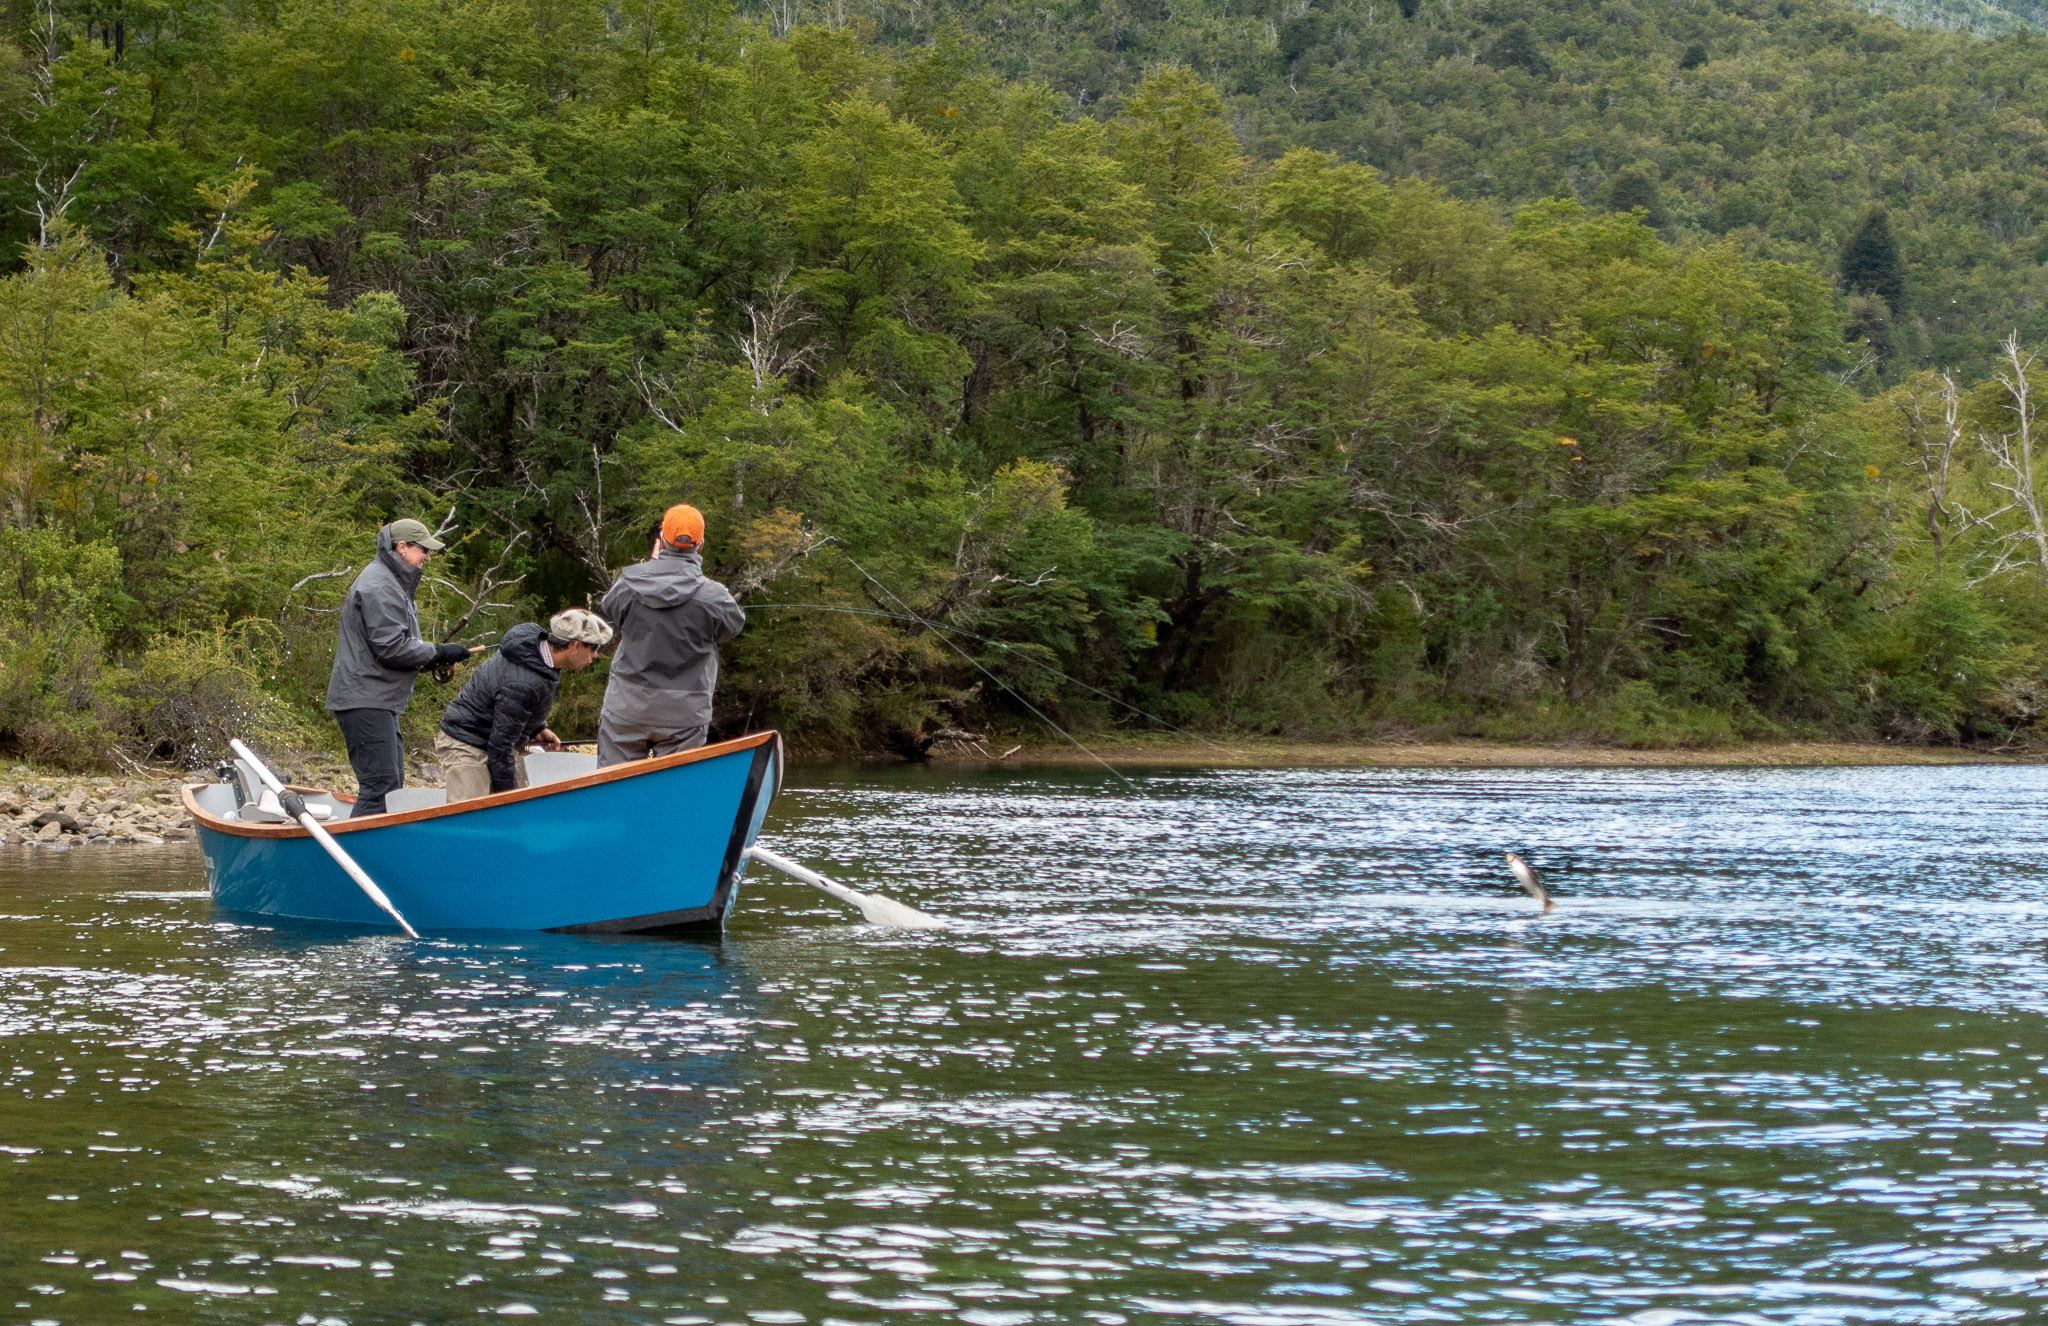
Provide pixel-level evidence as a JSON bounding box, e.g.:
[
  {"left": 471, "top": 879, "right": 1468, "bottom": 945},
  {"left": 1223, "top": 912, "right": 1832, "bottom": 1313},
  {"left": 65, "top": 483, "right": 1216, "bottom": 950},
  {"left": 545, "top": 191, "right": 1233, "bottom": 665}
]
[
  {"left": 536, "top": 728, "right": 564, "bottom": 752},
  {"left": 429, "top": 642, "right": 475, "bottom": 682}
]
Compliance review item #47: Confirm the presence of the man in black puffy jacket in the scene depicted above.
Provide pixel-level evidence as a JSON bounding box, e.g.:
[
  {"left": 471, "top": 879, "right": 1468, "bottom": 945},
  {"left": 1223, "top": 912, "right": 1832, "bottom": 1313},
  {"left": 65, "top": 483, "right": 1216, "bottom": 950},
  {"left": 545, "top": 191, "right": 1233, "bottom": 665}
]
[{"left": 435, "top": 609, "right": 612, "bottom": 802}]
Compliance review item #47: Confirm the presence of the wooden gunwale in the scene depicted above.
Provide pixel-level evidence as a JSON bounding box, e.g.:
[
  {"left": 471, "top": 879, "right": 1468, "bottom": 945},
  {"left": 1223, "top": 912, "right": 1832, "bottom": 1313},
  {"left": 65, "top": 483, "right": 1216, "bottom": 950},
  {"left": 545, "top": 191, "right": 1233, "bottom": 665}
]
[{"left": 181, "top": 731, "right": 777, "bottom": 839}]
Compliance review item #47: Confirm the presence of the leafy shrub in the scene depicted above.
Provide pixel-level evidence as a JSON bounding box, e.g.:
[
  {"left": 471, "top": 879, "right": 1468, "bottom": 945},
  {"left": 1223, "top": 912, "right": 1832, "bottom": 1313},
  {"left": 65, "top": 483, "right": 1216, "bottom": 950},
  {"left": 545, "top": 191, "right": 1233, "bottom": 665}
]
[{"left": 118, "top": 624, "right": 313, "bottom": 769}]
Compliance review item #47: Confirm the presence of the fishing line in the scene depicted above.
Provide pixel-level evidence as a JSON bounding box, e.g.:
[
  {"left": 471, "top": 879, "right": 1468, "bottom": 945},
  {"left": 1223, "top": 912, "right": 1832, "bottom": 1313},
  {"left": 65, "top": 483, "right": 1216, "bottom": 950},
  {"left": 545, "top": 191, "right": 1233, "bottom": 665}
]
[
  {"left": 825, "top": 552, "right": 1140, "bottom": 790},
  {"left": 742, "top": 602, "right": 1233, "bottom": 753}
]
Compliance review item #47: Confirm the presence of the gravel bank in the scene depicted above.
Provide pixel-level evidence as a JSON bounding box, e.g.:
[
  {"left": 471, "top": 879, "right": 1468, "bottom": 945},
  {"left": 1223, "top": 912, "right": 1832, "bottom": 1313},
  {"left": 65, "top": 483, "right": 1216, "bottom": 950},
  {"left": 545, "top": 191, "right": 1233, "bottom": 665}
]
[{"left": 0, "top": 774, "right": 198, "bottom": 846}]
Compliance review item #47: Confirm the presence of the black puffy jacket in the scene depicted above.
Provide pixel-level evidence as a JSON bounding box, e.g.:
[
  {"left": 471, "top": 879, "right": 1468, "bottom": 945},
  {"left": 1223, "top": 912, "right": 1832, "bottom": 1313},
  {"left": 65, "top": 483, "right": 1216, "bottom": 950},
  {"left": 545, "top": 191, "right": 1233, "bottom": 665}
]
[{"left": 437, "top": 623, "right": 560, "bottom": 792}]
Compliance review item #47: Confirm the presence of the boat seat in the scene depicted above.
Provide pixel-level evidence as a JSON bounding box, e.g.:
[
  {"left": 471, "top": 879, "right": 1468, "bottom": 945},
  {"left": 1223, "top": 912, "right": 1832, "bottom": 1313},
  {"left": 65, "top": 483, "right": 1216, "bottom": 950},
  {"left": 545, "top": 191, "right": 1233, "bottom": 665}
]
[
  {"left": 380, "top": 788, "right": 447, "bottom": 814},
  {"left": 226, "top": 759, "right": 335, "bottom": 823},
  {"left": 525, "top": 750, "right": 598, "bottom": 786},
  {"left": 231, "top": 760, "right": 264, "bottom": 809},
  {"left": 228, "top": 760, "right": 293, "bottom": 823}
]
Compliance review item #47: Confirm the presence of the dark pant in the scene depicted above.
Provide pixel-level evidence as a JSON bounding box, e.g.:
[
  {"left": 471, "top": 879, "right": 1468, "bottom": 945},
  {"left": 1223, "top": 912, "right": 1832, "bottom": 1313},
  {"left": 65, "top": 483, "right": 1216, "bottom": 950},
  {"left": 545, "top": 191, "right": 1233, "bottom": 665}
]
[{"left": 333, "top": 707, "right": 404, "bottom": 818}]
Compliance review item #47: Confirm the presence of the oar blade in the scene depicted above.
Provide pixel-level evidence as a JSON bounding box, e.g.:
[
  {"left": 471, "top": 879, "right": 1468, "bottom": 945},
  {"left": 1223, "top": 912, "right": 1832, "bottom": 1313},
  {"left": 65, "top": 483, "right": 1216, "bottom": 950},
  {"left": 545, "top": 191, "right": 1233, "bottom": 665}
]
[
  {"left": 746, "top": 845, "right": 949, "bottom": 930},
  {"left": 851, "top": 891, "right": 949, "bottom": 930}
]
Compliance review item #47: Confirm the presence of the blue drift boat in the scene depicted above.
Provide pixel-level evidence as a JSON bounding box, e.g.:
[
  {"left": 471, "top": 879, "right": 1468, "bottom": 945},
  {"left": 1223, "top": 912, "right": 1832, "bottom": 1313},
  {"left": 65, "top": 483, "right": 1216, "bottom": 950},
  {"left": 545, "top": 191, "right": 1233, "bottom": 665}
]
[{"left": 183, "top": 732, "right": 783, "bottom": 934}]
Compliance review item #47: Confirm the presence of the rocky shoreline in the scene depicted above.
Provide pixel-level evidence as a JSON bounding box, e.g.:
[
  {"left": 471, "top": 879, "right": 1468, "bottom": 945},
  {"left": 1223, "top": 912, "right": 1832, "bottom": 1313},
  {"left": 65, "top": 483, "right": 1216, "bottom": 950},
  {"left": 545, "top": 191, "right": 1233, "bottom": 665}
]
[
  {"left": 0, "top": 752, "right": 422, "bottom": 847},
  {"left": 0, "top": 773, "right": 197, "bottom": 846}
]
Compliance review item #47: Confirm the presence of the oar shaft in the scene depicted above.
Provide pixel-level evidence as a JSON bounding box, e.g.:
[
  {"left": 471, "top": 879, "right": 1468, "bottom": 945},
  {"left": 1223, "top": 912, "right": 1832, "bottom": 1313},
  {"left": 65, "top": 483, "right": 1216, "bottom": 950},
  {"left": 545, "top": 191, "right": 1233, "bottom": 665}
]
[
  {"left": 228, "top": 740, "right": 420, "bottom": 938},
  {"left": 744, "top": 845, "right": 948, "bottom": 929},
  {"left": 745, "top": 845, "right": 868, "bottom": 908},
  {"left": 302, "top": 819, "right": 420, "bottom": 937}
]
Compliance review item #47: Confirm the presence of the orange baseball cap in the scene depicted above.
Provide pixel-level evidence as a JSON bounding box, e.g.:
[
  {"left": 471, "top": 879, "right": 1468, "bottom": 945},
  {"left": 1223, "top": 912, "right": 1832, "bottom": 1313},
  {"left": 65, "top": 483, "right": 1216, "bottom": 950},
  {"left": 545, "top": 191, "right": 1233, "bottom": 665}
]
[{"left": 661, "top": 503, "right": 705, "bottom": 550}]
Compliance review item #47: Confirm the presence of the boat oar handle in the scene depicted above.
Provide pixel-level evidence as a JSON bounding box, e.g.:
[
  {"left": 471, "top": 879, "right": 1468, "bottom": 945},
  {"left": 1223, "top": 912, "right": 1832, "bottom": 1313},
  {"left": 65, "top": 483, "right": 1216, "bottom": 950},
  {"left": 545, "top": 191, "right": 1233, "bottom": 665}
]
[{"left": 228, "top": 739, "right": 421, "bottom": 939}]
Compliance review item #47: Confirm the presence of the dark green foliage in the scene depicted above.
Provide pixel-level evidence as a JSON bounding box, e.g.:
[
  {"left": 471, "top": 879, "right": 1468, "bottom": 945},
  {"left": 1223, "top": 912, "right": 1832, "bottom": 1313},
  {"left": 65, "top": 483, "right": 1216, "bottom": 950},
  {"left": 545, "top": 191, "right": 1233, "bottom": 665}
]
[
  {"left": 807, "top": 0, "right": 2048, "bottom": 385},
  {"left": 0, "top": 0, "right": 2044, "bottom": 763},
  {"left": 1605, "top": 167, "right": 1666, "bottom": 227},
  {"left": 1842, "top": 207, "right": 1907, "bottom": 312},
  {"left": 1484, "top": 22, "right": 1552, "bottom": 77}
]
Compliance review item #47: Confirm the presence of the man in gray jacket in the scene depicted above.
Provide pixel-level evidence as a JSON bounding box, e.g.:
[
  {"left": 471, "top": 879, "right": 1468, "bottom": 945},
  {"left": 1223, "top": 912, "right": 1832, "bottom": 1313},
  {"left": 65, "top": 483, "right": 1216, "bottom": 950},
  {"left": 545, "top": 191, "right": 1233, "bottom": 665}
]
[
  {"left": 597, "top": 503, "right": 745, "bottom": 766},
  {"left": 326, "top": 519, "right": 475, "bottom": 816}
]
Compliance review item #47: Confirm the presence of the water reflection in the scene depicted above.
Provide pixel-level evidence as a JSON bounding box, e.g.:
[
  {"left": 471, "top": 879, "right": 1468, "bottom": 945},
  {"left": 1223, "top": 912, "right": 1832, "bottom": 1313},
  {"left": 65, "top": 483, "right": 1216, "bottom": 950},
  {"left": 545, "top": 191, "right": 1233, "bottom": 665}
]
[{"left": 4, "top": 766, "right": 2048, "bottom": 1322}]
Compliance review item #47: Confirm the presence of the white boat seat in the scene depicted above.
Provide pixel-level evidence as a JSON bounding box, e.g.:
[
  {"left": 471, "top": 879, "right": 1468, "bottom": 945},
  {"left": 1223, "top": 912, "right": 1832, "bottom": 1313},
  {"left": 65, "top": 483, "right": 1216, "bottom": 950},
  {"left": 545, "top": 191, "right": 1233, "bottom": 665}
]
[
  {"left": 236, "top": 791, "right": 292, "bottom": 823},
  {"left": 228, "top": 759, "right": 331, "bottom": 823},
  {"left": 380, "top": 788, "right": 448, "bottom": 814},
  {"left": 525, "top": 750, "right": 598, "bottom": 786}
]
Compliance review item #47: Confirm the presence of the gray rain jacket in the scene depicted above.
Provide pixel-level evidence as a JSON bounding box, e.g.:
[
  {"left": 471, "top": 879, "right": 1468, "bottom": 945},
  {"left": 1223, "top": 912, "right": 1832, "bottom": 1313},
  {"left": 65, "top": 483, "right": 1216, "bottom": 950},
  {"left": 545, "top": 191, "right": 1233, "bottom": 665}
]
[
  {"left": 598, "top": 547, "right": 745, "bottom": 733},
  {"left": 324, "top": 525, "right": 442, "bottom": 713}
]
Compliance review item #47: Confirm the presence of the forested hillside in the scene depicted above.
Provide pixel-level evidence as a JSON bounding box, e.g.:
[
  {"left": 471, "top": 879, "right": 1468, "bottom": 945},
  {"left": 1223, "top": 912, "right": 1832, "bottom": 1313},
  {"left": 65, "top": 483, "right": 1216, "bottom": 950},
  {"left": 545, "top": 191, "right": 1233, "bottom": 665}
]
[
  {"left": 788, "top": 0, "right": 2048, "bottom": 383},
  {"left": 3, "top": 0, "right": 2048, "bottom": 766}
]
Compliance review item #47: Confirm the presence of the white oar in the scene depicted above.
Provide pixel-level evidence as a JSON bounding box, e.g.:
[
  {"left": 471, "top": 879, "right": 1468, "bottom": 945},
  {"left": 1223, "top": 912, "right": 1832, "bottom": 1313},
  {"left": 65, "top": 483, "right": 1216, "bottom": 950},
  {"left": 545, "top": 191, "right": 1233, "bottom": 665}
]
[
  {"left": 229, "top": 739, "right": 421, "bottom": 939},
  {"left": 745, "top": 845, "right": 947, "bottom": 930}
]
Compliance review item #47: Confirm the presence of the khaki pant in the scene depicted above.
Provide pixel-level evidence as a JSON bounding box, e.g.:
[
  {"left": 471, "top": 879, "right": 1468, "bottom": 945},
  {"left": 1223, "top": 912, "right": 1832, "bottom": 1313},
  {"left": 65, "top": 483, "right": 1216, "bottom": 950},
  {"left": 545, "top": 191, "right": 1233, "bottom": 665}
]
[{"left": 435, "top": 731, "right": 528, "bottom": 803}]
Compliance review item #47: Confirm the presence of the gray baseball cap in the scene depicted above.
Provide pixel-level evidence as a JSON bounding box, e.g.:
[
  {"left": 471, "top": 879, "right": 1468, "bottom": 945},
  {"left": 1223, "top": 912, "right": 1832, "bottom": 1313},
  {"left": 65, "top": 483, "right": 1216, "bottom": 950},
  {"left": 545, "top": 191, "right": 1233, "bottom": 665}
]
[{"left": 386, "top": 518, "right": 446, "bottom": 551}]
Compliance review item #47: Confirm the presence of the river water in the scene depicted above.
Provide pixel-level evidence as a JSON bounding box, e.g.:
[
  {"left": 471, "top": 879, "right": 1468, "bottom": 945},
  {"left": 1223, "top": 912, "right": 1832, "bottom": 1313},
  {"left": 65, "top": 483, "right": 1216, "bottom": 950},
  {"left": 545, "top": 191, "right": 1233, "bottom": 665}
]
[{"left": 4, "top": 763, "right": 2048, "bottom": 1324}]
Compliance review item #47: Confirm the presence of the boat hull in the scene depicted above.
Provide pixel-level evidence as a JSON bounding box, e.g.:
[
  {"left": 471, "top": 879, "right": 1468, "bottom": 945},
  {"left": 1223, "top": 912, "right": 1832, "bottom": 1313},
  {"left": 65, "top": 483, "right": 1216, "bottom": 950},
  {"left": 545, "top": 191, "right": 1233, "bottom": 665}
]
[{"left": 189, "top": 732, "right": 781, "bottom": 933}]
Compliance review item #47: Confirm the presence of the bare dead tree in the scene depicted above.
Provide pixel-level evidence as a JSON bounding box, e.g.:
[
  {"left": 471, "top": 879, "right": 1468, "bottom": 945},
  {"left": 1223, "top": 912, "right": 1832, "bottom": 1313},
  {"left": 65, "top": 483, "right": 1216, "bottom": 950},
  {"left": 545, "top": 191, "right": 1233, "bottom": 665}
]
[
  {"left": 424, "top": 531, "right": 530, "bottom": 642},
  {"left": 1890, "top": 371, "right": 1969, "bottom": 570},
  {"left": 632, "top": 357, "right": 692, "bottom": 434},
  {"left": 734, "top": 272, "right": 817, "bottom": 399},
  {"left": 1964, "top": 334, "right": 2048, "bottom": 587},
  {"left": 491, "top": 450, "right": 613, "bottom": 582},
  {"left": 278, "top": 566, "right": 355, "bottom": 622},
  {"left": 29, "top": 163, "right": 80, "bottom": 249},
  {"left": 10, "top": 0, "right": 114, "bottom": 247},
  {"left": 570, "top": 443, "right": 612, "bottom": 571},
  {"left": 1085, "top": 319, "right": 1149, "bottom": 360}
]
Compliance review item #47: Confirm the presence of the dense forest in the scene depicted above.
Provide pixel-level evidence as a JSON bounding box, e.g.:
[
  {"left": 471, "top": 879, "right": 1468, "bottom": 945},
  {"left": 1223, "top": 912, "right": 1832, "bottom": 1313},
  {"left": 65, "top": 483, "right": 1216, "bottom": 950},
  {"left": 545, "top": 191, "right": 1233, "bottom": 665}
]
[
  {"left": 5, "top": 0, "right": 2048, "bottom": 766},
  {"left": 795, "top": 0, "right": 2048, "bottom": 383}
]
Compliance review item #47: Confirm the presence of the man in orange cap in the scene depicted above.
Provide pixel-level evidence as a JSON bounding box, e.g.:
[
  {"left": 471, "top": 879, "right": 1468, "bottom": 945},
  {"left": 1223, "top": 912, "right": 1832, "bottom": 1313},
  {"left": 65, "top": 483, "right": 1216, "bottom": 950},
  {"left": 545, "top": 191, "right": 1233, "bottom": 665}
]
[{"left": 596, "top": 503, "right": 745, "bottom": 766}]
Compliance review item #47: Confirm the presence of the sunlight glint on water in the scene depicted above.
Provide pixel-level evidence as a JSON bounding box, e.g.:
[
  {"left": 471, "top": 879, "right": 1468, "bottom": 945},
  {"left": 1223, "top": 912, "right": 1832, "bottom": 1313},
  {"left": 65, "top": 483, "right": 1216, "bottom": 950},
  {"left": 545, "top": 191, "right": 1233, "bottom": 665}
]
[{"left": 4, "top": 762, "right": 2048, "bottom": 1323}]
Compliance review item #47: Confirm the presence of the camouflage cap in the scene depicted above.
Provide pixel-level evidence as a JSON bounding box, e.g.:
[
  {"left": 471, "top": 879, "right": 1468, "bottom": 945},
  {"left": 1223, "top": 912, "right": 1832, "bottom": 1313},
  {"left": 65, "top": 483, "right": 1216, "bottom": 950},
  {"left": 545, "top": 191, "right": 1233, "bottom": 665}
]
[{"left": 548, "top": 607, "right": 613, "bottom": 648}]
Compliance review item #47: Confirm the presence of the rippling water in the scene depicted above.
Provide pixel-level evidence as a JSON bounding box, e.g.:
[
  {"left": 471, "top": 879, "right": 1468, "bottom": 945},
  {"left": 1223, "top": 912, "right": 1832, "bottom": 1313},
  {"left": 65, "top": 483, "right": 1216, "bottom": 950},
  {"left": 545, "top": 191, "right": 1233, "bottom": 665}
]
[{"left": 6, "top": 763, "right": 2048, "bottom": 1324}]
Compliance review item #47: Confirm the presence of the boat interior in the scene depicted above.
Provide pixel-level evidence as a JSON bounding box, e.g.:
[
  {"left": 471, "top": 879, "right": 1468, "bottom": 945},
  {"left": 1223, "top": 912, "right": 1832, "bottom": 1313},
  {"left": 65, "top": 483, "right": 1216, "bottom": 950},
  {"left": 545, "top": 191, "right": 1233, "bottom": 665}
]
[{"left": 194, "top": 749, "right": 603, "bottom": 823}]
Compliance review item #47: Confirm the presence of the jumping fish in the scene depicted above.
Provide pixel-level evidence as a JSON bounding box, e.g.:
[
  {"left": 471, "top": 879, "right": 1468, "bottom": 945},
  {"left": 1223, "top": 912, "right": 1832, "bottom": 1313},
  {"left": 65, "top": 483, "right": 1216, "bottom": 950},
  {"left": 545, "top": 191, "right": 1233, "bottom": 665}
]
[{"left": 1504, "top": 852, "right": 1553, "bottom": 910}]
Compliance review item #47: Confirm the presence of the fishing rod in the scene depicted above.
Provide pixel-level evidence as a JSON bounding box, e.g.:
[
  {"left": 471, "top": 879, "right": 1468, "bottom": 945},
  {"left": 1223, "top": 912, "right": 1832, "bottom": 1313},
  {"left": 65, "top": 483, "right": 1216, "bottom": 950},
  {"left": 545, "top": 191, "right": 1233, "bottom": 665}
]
[
  {"left": 742, "top": 602, "right": 1234, "bottom": 753},
  {"left": 817, "top": 552, "right": 1139, "bottom": 790}
]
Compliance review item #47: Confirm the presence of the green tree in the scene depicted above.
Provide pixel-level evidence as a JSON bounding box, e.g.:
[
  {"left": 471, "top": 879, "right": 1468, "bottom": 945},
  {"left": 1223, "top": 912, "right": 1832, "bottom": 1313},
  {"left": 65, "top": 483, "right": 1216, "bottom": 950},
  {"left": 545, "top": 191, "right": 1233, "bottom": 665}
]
[{"left": 1842, "top": 207, "right": 1907, "bottom": 313}]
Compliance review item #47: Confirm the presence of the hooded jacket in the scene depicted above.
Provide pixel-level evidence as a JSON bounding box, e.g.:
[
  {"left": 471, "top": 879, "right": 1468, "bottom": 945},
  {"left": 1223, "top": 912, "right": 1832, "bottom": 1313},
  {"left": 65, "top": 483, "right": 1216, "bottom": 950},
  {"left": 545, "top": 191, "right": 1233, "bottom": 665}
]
[
  {"left": 598, "top": 546, "right": 745, "bottom": 733},
  {"left": 438, "top": 623, "right": 560, "bottom": 792},
  {"left": 325, "top": 525, "right": 443, "bottom": 713}
]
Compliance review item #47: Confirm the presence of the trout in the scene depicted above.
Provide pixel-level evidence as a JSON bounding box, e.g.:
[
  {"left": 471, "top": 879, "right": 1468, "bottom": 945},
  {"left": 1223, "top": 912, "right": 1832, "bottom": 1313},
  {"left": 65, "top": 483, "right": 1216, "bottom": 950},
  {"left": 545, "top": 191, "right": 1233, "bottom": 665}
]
[{"left": 1504, "top": 851, "right": 1553, "bottom": 911}]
